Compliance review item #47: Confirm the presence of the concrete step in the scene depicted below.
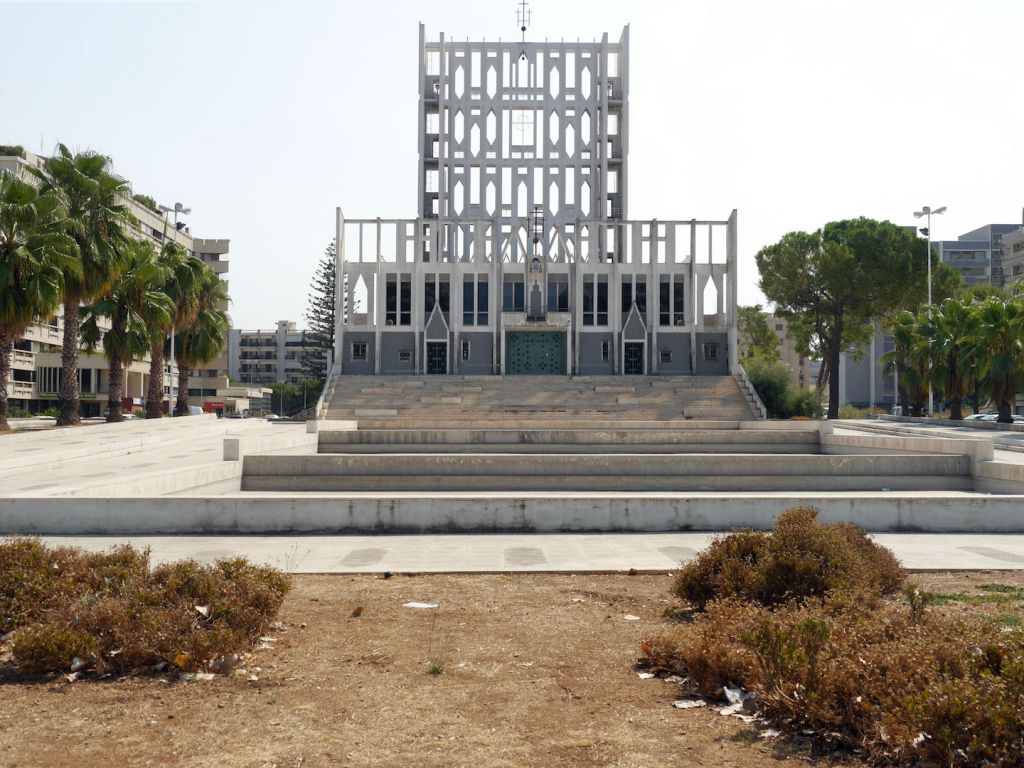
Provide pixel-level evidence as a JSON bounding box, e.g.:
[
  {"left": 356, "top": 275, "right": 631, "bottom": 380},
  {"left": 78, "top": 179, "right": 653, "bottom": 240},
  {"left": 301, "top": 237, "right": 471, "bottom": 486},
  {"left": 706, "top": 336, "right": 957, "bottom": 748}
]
[
  {"left": 318, "top": 428, "right": 820, "bottom": 453},
  {"left": 316, "top": 443, "right": 818, "bottom": 455},
  {"left": 242, "top": 452, "right": 970, "bottom": 492}
]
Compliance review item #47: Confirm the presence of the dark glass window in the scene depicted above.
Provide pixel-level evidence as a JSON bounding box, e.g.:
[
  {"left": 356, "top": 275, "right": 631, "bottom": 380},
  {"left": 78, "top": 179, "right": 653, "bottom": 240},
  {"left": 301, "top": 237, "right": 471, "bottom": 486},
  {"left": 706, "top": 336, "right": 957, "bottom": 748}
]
[
  {"left": 385, "top": 275, "right": 397, "bottom": 325},
  {"left": 424, "top": 279, "right": 435, "bottom": 317},
  {"left": 439, "top": 276, "right": 450, "bottom": 315},
  {"left": 463, "top": 278, "right": 475, "bottom": 325},
  {"left": 547, "top": 275, "right": 569, "bottom": 312},
  {"left": 583, "top": 281, "right": 594, "bottom": 326},
  {"left": 597, "top": 279, "right": 608, "bottom": 325},
  {"left": 503, "top": 277, "right": 525, "bottom": 312},
  {"left": 673, "top": 280, "right": 685, "bottom": 325},
  {"left": 477, "top": 277, "right": 488, "bottom": 326},
  {"left": 400, "top": 277, "right": 411, "bottom": 326},
  {"left": 659, "top": 278, "right": 671, "bottom": 326}
]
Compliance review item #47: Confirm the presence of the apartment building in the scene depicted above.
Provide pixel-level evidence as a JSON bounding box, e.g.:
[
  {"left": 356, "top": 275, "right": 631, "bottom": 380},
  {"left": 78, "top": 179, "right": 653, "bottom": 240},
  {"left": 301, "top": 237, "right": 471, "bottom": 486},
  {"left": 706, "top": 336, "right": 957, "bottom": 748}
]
[
  {"left": 934, "top": 221, "right": 1022, "bottom": 287},
  {"left": 997, "top": 213, "right": 1024, "bottom": 287},
  {"left": 1, "top": 145, "right": 246, "bottom": 415},
  {"left": 228, "top": 321, "right": 316, "bottom": 386}
]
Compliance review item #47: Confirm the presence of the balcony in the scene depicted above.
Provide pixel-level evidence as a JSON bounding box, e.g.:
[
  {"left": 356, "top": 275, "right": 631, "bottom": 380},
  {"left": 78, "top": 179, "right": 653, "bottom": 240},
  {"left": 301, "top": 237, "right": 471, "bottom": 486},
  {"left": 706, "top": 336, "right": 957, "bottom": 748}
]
[
  {"left": 11, "top": 349, "right": 34, "bottom": 369},
  {"left": 8, "top": 382, "right": 34, "bottom": 399}
]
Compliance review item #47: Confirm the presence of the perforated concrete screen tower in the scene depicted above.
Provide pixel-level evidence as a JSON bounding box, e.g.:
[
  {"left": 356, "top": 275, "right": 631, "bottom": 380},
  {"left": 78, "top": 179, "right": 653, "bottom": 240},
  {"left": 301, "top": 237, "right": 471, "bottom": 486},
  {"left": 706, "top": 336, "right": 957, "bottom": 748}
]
[{"left": 334, "top": 20, "right": 738, "bottom": 377}]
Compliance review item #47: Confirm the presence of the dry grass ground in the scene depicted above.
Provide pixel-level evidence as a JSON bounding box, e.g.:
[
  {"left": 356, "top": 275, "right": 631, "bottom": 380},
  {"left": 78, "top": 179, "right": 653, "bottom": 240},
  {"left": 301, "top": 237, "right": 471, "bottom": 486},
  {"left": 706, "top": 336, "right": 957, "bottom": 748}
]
[{"left": 2, "top": 571, "right": 1022, "bottom": 768}]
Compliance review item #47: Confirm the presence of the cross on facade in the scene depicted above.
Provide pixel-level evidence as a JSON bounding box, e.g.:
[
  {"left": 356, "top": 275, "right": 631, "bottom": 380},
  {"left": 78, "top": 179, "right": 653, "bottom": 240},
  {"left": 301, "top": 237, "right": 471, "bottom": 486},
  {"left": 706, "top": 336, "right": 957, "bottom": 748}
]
[
  {"left": 517, "top": 0, "right": 531, "bottom": 41},
  {"left": 512, "top": 110, "right": 534, "bottom": 145}
]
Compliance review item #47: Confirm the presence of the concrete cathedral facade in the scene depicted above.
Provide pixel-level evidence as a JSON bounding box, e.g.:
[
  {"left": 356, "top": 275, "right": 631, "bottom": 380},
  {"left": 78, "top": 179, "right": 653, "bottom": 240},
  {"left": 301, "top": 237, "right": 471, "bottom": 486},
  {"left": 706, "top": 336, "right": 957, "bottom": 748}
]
[{"left": 333, "top": 23, "right": 738, "bottom": 377}]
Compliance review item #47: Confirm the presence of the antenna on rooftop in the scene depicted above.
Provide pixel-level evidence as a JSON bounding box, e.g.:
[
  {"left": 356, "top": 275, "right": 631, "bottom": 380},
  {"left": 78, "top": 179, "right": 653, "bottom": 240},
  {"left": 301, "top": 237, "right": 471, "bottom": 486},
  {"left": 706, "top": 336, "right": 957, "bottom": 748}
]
[{"left": 517, "top": 0, "right": 531, "bottom": 46}]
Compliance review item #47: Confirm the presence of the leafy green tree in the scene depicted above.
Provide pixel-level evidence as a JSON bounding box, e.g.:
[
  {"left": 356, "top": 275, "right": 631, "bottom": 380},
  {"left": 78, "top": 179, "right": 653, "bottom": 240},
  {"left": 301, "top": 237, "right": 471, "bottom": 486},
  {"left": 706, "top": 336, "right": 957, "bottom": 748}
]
[
  {"left": 757, "top": 219, "right": 922, "bottom": 419},
  {"left": 972, "top": 297, "right": 1024, "bottom": 423},
  {"left": 0, "top": 172, "right": 77, "bottom": 431},
  {"left": 737, "top": 304, "right": 780, "bottom": 362},
  {"left": 144, "top": 243, "right": 205, "bottom": 418},
  {"left": 30, "top": 145, "right": 135, "bottom": 425},
  {"left": 173, "top": 268, "right": 229, "bottom": 416},
  {"left": 81, "top": 241, "right": 173, "bottom": 423}
]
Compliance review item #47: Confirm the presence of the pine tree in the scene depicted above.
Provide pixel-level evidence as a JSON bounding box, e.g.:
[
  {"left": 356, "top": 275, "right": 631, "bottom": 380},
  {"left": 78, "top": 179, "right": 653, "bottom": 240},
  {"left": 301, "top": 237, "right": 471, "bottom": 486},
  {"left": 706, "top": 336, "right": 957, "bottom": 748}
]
[{"left": 302, "top": 240, "right": 339, "bottom": 380}]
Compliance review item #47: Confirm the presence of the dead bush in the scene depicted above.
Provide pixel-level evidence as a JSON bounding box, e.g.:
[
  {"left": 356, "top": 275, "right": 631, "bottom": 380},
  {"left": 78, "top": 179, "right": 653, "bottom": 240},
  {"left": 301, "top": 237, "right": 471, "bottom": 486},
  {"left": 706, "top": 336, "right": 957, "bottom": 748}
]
[
  {"left": 641, "top": 596, "right": 1024, "bottom": 766},
  {"left": 0, "top": 537, "right": 290, "bottom": 677},
  {"left": 673, "top": 507, "right": 905, "bottom": 609}
]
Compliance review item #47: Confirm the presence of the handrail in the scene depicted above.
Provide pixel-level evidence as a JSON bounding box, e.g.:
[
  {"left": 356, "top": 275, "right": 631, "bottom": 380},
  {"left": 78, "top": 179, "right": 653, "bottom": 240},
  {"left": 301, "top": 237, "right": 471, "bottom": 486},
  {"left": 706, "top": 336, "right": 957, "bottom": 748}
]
[
  {"left": 312, "top": 350, "right": 336, "bottom": 421},
  {"left": 736, "top": 364, "right": 768, "bottom": 420}
]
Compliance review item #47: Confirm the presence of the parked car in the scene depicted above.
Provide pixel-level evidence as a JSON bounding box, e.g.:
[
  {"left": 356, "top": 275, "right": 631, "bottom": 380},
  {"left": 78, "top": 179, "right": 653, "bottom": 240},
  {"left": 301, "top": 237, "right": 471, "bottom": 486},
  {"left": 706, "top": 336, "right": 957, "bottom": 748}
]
[
  {"left": 964, "top": 413, "right": 991, "bottom": 421},
  {"left": 980, "top": 413, "right": 1024, "bottom": 423}
]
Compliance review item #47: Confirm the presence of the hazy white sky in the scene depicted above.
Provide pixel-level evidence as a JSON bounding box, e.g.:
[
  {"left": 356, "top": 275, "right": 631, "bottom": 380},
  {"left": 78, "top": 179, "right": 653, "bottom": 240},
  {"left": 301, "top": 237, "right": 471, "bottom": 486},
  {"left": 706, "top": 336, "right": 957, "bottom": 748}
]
[{"left": 2, "top": 0, "right": 1021, "bottom": 328}]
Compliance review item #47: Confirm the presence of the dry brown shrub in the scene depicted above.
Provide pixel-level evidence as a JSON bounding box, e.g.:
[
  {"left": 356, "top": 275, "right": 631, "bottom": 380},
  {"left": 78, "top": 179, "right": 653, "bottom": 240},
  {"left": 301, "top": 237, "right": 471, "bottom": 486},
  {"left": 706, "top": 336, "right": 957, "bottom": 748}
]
[
  {"left": 641, "top": 597, "right": 1024, "bottom": 766},
  {"left": 1, "top": 538, "right": 290, "bottom": 677},
  {"left": 673, "top": 507, "right": 905, "bottom": 609}
]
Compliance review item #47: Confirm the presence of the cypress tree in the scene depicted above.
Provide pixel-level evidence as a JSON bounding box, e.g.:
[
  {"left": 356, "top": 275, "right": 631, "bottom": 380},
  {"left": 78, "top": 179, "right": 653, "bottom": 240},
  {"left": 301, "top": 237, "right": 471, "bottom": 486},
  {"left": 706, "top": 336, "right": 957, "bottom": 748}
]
[{"left": 302, "top": 240, "right": 338, "bottom": 379}]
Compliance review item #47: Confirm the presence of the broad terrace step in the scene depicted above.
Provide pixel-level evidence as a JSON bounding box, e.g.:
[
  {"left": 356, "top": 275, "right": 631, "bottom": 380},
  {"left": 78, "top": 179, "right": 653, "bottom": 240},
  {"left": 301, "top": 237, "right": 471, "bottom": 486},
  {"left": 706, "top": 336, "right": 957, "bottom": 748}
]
[
  {"left": 242, "top": 452, "right": 970, "bottom": 493},
  {"left": 318, "top": 428, "right": 819, "bottom": 454}
]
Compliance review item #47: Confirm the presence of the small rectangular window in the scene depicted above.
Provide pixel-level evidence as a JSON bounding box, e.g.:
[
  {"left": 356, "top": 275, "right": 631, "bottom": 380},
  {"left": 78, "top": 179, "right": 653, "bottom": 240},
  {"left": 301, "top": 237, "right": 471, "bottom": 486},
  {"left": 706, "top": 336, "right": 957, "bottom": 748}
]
[
  {"left": 702, "top": 342, "right": 718, "bottom": 362},
  {"left": 601, "top": 340, "right": 609, "bottom": 362},
  {"left": 399, "top": 350, "right": 412, "bottom": 362},
  {"left": 660, "top": 350, "right": 672, "bottom": 363},
  {"left": 461, "top": 339, "right": 470, "bottom": 361},
  {"left": 351, "top": 342, "right": 368, "bottom": 361}
]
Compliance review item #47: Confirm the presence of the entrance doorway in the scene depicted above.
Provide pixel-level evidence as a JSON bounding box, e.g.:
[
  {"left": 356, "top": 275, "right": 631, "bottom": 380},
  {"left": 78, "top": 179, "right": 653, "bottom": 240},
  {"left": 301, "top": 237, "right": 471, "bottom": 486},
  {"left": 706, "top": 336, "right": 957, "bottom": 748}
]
[
  {"left": 506, "top": 331, "right": 565, "bottom": 375},
  {"left": 624, "top": 342, "right": 644, "bottom": 375},
  {"left": 426, "top": 342, "right": 447, "bottom": 374}
]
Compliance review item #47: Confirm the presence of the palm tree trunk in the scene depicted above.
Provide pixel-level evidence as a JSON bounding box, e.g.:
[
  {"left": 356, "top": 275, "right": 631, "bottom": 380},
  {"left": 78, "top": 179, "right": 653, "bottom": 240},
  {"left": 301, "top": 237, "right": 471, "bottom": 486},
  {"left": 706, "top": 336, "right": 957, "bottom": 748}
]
[
  {"left": 949, "top": 399, "right": 963, "bottom": 421},
  {"left": 106, "top": 359, "right": 125, "bottom": 423},
  {"left": 175, "top": 359, "right": 190, "bottom": 416},
  {"left": 58, "top": 298, "right": 81, "bottom": 426},
  {"left": 146, "top": 341, "right": 166, "bottom": 419},
  {"left": 0, "top": 333, "right": 12, "bottom": 433}
]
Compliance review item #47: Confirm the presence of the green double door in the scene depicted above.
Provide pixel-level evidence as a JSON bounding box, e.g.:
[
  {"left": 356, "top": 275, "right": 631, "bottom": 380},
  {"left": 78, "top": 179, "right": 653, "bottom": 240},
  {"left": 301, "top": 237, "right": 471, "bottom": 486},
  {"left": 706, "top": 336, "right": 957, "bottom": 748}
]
[{"left": 506, "top": 332, "right": 565, "bottom": 375}]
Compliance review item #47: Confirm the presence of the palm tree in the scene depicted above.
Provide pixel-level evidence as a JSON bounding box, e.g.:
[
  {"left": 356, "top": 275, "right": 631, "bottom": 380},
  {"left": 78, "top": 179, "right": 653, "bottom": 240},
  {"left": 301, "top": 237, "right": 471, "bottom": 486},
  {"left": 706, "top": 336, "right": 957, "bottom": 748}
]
[
  {"left": 918, "top": 298, "right": 979, "bottom": 420},
  {"left": 144, "top": 243, "right": 204, "bottom": 418},
  {"left": 29, "top": 145, "right": 135, "bottom": 425},
  {"left": 0, "top": 172, "right": 78, "bottom": 431},
  {"left": 174, "top": 267, "right": 229, "bottom": 416},
  {"left": 972, "top": 297, "right": 1024, "bottom": 423},
  {"left": 81, "top": 241, "right": 173, "bottom": 423},
  {"left": 881, "top": 310, "right": 928, "bottom": 417}
]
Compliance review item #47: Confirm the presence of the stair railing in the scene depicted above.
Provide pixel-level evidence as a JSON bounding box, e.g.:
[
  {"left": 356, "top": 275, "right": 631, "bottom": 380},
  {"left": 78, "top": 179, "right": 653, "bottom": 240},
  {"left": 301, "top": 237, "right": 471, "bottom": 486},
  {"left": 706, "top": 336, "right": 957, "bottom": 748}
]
[{"left": 736, "top": 364, "right": 768, "bottom": 420}]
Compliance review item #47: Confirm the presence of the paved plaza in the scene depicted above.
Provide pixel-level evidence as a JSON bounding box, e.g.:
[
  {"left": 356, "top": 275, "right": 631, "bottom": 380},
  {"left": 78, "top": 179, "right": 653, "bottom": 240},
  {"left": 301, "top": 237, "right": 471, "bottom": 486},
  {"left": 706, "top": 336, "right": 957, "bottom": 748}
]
[{"left": 33, "top": 532, "right": 1024, "bottom": 572}]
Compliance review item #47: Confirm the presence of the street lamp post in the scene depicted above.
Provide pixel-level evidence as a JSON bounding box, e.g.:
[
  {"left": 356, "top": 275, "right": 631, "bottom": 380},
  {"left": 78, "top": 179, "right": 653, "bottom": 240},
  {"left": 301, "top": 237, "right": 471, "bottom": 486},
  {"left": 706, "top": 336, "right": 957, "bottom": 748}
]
[
  {"left": 159, "top": 202, "right": 192, "bottom": 414},
  {"left": 913, "top": 205, "right": 947, "bottom": 416}
]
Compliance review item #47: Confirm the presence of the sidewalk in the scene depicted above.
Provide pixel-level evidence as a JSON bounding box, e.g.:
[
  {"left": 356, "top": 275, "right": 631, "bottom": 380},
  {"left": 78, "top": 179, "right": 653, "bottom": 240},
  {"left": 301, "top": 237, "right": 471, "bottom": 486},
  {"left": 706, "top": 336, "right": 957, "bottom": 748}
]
[{"left": 32, "top": 532, "right": 1024, "bottom": 573}]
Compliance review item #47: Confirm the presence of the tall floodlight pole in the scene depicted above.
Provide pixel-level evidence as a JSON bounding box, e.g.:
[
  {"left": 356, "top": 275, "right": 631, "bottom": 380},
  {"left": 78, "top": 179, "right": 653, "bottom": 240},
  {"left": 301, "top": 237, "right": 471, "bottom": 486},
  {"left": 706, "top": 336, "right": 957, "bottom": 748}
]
[
  {"left": 159, "top": 202, "right": 192, "bottom": 413},
  {"left": 913, "top": 205, "right": 947, "bottom": 416}
]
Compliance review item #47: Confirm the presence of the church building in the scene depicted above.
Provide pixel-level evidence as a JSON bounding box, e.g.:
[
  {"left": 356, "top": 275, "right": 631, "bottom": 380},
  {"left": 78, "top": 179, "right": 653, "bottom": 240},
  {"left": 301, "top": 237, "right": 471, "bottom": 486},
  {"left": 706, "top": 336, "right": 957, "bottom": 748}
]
[{"left": 334, "top": 21, "right": 738, "bottom": 376}]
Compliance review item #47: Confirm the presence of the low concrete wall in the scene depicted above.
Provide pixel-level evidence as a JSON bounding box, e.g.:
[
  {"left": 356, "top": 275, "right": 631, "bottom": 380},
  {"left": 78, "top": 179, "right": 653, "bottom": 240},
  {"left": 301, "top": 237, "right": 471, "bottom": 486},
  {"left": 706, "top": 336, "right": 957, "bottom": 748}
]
[{"left": 4, "top": 494, "right": 1024, "bottom": 534}]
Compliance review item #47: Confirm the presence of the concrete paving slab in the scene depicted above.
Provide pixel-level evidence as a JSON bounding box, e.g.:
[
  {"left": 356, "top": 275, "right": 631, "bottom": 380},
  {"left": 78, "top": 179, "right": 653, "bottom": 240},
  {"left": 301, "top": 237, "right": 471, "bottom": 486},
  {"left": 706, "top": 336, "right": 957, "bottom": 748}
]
[{"left": 27, "top": 533, "right": 1024, "bottom": 573}]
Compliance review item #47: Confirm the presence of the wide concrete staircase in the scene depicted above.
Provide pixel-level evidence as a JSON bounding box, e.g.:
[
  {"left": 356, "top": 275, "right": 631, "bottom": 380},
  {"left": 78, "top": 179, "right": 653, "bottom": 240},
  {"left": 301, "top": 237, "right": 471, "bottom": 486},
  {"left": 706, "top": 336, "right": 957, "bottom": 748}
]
[
  {"left": 239, "top": 375, "right": 975, "bottom": 495},
  {"left": 323, "top": 375, "right": 760, "bottom": 425}
]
